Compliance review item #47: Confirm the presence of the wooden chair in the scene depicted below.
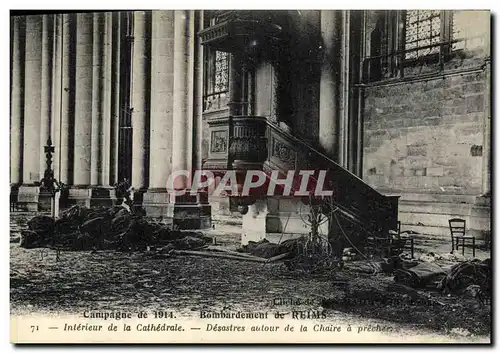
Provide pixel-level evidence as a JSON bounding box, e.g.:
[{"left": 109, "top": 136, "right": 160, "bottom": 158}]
[
  {"left": 449, "top": 218, "right": 476, "bottom": 258},
  {"left": 391, "top": 221, "right": 415, "bottom": 259}
]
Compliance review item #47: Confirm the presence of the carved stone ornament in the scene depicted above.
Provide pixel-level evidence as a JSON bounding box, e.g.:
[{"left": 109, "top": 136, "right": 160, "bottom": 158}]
[
  {"left": 210, "top": 130, "right": 228, "bottom": 153},
  {"left": 273, "top": 139, "right": 295, "bottom": 166}
]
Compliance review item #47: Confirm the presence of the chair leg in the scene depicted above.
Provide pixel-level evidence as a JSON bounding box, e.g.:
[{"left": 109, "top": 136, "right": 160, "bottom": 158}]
[
  {"left": 451, "top": 238, "right": 454, "bottom": 254},
  {"left": 472, "top": 237, "right": 476, "bottom": 258},
  {"left": 462, "top": 238, "right": 465, "bottom": 256}
]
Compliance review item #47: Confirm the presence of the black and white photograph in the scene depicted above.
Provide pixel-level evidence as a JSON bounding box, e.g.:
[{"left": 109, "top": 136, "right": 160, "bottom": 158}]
[{"left": 8, "top": 8, "right": 492, "bottom": 344}]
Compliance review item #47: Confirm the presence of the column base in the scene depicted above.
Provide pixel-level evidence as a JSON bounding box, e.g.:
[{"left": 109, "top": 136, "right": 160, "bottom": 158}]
[
  {"left": 17, "top": 185, "right": 40, "bottom": 212},
  {"left": 241, "top": 197, "right": 329, "bottom": 245},
  {"left": 143, "top": 188, "right": 170, "bottom": 220},
  {"left": 167, "top": 192, "right": 212, "bottom": 229},
  {"left": 68, "top": 186, "right": 116, "bottom": 208},
  {"left": 90, "top": 187, "right": 116, "bottom": 207},
  {"left": 68, "top": 187, "right": 93, "bottom": 208}
]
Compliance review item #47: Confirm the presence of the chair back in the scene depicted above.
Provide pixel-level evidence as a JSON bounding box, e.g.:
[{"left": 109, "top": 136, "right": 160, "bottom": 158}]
[{"left": 449, "top": 218, "right": 466, "bottom": 238}]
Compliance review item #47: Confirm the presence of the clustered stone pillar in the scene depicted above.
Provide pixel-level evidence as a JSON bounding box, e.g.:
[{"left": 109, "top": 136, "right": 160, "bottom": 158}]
[
  {"left": 10, "top": 17, "right": 24, "bottom": 187},
  {"left": 11, "top": 11, "right": 211, "bottom": 225},
  {"left": 143, "top": 10, "right": 175, "bottom": 218},
  {"left": 131, "top": 11, "right": 150, "bottom": 202},
  {"left": 192, "top": 11, "right": 204, "bottom": 174},
  {"left": 90, "top": 13, "right": 105, "bottom": 187},
  {"left": 110, "top": 12, "right": 121, "bottom": 185},
  {"left": 171, "top": 10, "right": 194, "bottom": 188},
  {"left": 166, "top": 10, "right": 210, "bottom": 228},
  {"left": 51, "top": 15, "right": 62, "bottom": 183},
  {"left": 70, "top": 13, "right": 94, "bottom": 206},
  {"left": 18, "top": 15, "right": 43, "bottom": 210},
  {"left": 59, "top": 14, "right": 73, "bottom": 185},
  {"left": 37, "top": 14, "right": 55, "bottom": 210},
  {"left": 40, "top": 15, "right": 54, "bottom": 179},
  {"left": 102, "top": 13, "right": 113, "bottom": 187},
  {"left": 338, "top": 10, "right": 350, "bottom": 168},
  {"left": 319, "top": 10, "right": 340, "bottom": 160},
  {"left": 88, "top": 12, "right": 114, "bottom": 205},
  {"left": 193, "top": 10, "right": 211, "bottom": 224}
]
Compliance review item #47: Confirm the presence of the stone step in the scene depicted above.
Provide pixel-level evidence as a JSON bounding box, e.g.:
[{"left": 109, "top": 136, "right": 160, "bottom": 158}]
[
  {"left": 399, "top": 212, "right": 461, "bottom": 230},
  {"left": 398, "top": 201, "right": 474, "bottom": 215},
  {"left": 382, "top": 191, "right": 479, "bottom": 204}
]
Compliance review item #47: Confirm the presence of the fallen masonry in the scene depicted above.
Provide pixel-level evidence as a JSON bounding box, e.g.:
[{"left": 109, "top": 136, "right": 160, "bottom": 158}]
[{"left": 19, "top": 205, "right": 211, "bottom": 252}]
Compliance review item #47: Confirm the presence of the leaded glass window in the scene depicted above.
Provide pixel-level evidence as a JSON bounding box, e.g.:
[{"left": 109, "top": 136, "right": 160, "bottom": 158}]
[
  {"left": 204, "top": 49, "right": 229, "bottom": 111},
  {"left": 214, "top": 51, "right": 229, "bottom": 93},
  {"left": 404, "top": 10, "right": 442, "bottom": 59}
]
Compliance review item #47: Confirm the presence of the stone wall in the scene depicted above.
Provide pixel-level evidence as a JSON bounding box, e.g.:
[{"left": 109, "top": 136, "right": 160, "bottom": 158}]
[
  {"left": 363, "top": 70, "right": 487, "bottom": 195},
  {"left": 361, "top": 10, "right": 490, "bottom": 238}
]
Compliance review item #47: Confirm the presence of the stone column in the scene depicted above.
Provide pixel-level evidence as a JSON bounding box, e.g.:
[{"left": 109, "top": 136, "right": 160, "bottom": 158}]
[
  {"left": 171, "top": 10, "right": 194, "bottom": 186},
  {"left": 59, "top": 14, "right": 73, "bottom": 185},
  {"left": 51, "top": 15, "right": 62, "bottom": 181},
  {"left": 130, "top": 11, "right": 151, "bottom": 205},
  {"left": 167, "top": 10, "right": 209, "bottom": 229},
  {"left": 40, "top": 15, "right": 54, "bottom": 175},
  {"left": 110, "top": 12, "right": 121, "bottom": 186},
  {"left": 11, "top": 17, "right": 24, "bottom": 187},
  {"left": 70, "top": 13, "right": 94, "bottom": 205},
  {"left": 102, "top": 13, "right": 113, "bottom": 187},
  {"left": 10, "top": 16, "right": 25, "bottom": 208},
  {"left": 192, "top": 10, "right": 211, "bottom": 225},
  {"left": 38, "top": 14, "right": 55, "bottom": 210},
  {"left": 192, "top": 11, "right": 204, "bottom": 174},
  {"left": 19, "top": 15, "right": 43, "bottom": 210},
  {"left": 143, "top": 10, "right": 175, "bottom": 218},
  {"left": 90, "top": 13, "right": 105, "bottom": 187},
  {"left": 338, "top": 10, "right": 350, "bottom": 168},
  {"left": 319, "top": 10, "right": 340, "bottom": 160},
  {"left": 88, "top": 12, "right": 113, "bottom": 206}
]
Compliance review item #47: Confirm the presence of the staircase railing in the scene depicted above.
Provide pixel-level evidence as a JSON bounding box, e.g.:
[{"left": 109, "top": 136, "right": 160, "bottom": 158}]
[{"left": 265, "top": 120, "right": 400, "bottom": 238}]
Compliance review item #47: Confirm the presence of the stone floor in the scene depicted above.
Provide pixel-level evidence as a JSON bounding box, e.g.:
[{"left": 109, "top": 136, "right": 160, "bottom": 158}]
[
  {"left": 9, "top": 211, "right": 491, "bottom": 341},
  {"left": 10, "top": 211, "right": 490, "bottom": 260}
]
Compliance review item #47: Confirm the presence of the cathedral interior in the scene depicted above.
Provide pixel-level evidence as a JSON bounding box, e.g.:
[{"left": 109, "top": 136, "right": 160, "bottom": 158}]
[{"left": 10, "top": 10, "right": 491, "bottom": 246}]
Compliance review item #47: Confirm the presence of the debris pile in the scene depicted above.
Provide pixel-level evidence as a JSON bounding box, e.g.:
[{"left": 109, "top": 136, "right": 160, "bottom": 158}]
[
  {"left": 438, "top": 258, "right": 491, "bottom": 296},
  {"left": 238, "top": 238, "right": 300, "bottom": 259},
  {"left": 394, "top": 262, "right": 446, "bottom": 288},
  {"left": 19, "top": 205, "right": 210, "bottom": 251}
]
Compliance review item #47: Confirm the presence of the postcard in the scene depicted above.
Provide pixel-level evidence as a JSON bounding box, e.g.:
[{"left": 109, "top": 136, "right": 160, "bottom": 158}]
[{"left": 9, "top": 9, "right": 491, "bottom": 344}]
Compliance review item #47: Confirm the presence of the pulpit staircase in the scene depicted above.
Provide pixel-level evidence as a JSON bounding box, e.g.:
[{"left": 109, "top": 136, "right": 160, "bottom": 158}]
[
  {"left": 262, "top": 120, "right": 400, "bottom": 255},
  {"left": 205, "top": 116, "right": 400, "bottom": 254}
]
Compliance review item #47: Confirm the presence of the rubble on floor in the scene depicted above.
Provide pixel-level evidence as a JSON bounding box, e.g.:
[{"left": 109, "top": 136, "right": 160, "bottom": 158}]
[
  {"left": 237, "top": 238, "right": 301, "bottom": 259},
  {"left": 394, "top": 262, "right": 446, "bottom": 288},
  {"left": 438, "top": 259, "right": 491, "bottom": 297},
  {"left": 19, "top": 205, "right": 211, "bottom": 251},
  {"left": 344, "top": 250, "right": 491, "bottom": 305}
]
